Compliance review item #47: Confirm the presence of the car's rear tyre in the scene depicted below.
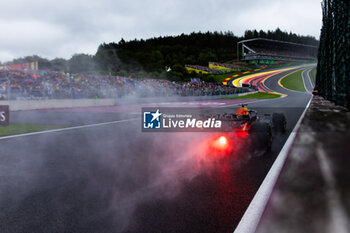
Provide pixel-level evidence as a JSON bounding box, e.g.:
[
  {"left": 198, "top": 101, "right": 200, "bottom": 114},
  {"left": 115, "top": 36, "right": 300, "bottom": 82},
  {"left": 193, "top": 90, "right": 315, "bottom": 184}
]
[
  {"left": 249, "top": 122, "right": 272, "bottom": 154},
  {"left": 272, "top": 113, "right": 286, "bottom": 133}
]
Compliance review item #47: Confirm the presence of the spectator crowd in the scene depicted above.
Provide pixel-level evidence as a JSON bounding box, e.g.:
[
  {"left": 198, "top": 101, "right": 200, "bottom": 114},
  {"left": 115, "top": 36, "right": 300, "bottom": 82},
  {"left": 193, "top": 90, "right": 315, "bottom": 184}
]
[{"left": 0, "top": 69, "right": 252, "bottom": 100}]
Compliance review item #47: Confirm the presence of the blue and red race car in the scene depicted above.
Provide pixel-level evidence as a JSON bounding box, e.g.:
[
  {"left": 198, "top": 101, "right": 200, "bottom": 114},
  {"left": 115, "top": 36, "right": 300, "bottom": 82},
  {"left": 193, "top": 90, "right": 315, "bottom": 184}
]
[{"left": 209, "top": 104, "right": 287, "bottom": 156}]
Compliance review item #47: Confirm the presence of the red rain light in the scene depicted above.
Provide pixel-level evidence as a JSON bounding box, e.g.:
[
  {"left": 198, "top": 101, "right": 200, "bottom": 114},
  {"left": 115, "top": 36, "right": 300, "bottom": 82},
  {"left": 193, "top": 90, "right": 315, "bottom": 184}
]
[
  {"left": 212, "top": 135, "right": 229, "bottom": 151},
  {"left": 218, "top": 136, "right": 227, "bottom": 145}
]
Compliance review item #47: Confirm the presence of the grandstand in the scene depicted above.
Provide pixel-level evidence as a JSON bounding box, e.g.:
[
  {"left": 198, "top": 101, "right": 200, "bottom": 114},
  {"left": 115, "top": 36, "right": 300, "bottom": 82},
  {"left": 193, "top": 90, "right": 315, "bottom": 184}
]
[
  {"left": 185, "top": 63, "right": 248, "bottom": 75},
  {"left": 0, "top": 62, "right": 38, "bottom": 71},
  {"left": 237, "top": 38, "right": 318, "bottom": 64},
  {"left": 185, "top": 65, "right": 212, "bottom": 74},
  {"left": 208, "top": 62, "right": 246, "bottom": 71}
]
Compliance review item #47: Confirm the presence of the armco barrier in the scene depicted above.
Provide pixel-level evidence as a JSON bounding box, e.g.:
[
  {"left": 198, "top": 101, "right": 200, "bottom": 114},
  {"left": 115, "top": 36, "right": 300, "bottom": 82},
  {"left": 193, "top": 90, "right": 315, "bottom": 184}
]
[
  {"left": 0, "top": 91, "right": 258, "bottom": 111},
  {"left": 0, "top": 99, "right": 115, "bottom": 111}
]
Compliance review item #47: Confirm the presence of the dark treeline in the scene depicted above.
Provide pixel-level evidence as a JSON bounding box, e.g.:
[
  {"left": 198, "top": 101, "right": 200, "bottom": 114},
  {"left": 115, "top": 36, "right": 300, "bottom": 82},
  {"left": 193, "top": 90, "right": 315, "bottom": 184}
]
[
  {"left": 4, "top": 28, "right": 318, "bottom": 80},
  {"left": 95, "top": 28, "right": 318, "bottom": 74},
  {"left": 243, "top": 28, "right": 318, "bottom": 46}
]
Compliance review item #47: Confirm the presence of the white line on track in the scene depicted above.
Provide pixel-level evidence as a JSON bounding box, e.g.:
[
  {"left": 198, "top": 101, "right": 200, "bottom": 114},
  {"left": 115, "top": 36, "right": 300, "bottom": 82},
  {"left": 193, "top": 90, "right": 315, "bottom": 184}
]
[
  {"left": 308, "top": 68, "right": 315, "bottom": 87},
  {"left": 212, "top": 98, "right": 275, "bottom": 109},
  {"left": 309, "top": 68, "right": 316, "bottom": 90},
  {"left": 1, "top": 98, "right": 284, "bottom": 140},
  {"left": 307, "top": 68, "right": 315, "bottom": 90},
  {"left": 0, "top": 118, "right": 140, "bottom": 140},
  {"left": 233, "top": 96, "right": 312, "bottom": 233},
  {"left": 301, "top": 69, "right": 309, "bottom": 93},
  {"left": 302, "top": 68, "right": 313, "bottom": 94}
]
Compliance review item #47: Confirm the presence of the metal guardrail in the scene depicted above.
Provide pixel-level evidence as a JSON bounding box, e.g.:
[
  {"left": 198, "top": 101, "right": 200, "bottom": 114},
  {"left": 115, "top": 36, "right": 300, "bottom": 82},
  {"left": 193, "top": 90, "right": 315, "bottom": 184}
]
[
  {"left": 316, "top": 0, "right": 350, "bottom": 108},
  {"left": 0, "top": 81, "right": 255, "bottom": 100}
]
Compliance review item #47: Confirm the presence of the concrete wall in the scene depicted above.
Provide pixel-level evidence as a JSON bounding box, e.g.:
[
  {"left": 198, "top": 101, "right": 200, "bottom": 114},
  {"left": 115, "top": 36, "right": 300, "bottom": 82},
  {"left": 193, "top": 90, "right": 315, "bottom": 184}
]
[
  {"left": 0, "top": 91, "right": 258, "bottom": 111},
  {"left": 0, "top": 99, "right": 115, "bottom": 111}
]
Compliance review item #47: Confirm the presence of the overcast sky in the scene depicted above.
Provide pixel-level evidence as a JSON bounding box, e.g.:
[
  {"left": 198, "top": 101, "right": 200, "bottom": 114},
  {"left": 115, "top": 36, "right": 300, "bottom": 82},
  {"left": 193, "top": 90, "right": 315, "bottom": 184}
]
[{"left": 0, "top": 0, "right": 322, "bottom": 63}]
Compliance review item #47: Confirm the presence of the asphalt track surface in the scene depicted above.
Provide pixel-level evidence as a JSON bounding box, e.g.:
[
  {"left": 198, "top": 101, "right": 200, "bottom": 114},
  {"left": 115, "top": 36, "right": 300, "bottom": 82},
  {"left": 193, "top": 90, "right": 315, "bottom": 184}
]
[{"left": 0, "top": 67, "right": 313, "bottom": 233}]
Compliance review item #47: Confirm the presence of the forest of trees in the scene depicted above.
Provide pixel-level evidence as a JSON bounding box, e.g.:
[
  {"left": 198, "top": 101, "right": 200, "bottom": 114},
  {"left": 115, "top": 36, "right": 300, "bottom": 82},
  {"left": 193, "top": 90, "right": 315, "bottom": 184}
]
[{"left": 4, "top": 28, "right": 318, "bottom": 81}]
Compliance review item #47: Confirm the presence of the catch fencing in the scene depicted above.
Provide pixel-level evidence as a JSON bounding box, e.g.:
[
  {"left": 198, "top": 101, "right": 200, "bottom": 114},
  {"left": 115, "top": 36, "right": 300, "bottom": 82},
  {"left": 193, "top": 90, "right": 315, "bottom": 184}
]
[{"left": 316, "top": 0, "right": 350, "bottom": 108}]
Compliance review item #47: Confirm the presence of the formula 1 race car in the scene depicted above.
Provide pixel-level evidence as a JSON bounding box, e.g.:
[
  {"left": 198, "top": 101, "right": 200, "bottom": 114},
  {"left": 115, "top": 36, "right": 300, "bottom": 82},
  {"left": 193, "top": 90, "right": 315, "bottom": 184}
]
[{"left": 208, "top": 104, "right": 287, "bottom": 155}]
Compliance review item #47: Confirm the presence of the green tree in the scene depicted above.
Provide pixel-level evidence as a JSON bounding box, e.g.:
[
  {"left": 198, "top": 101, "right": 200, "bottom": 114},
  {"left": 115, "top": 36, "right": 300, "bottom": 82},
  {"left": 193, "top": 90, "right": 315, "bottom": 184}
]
[
  {"left": 198, "top": 51, "right": 217, "bottom": 66},
  {"left": 171, "top": 63, "right": 186, "bottom": 74},
  {"left": 117, "top": 69, "right": 129, "bottom": 77},
  {"left": 51, "top": 58, "right": 68, "bottom": 71},
  {"left": 148, "top": 50, "right": 164, "bottom": 71},
  {"left": 68, "top": 54, "right": 96, "bottom": 73},
  {"left": 94, "top": 44, "right": 122, "bottom": 74}
]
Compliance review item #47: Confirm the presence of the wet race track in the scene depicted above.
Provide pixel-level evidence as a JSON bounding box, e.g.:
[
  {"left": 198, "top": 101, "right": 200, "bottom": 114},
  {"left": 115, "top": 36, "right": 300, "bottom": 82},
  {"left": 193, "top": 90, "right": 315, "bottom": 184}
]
[{"left": 0, "top": 68, "right": 313, "bottom": 233}]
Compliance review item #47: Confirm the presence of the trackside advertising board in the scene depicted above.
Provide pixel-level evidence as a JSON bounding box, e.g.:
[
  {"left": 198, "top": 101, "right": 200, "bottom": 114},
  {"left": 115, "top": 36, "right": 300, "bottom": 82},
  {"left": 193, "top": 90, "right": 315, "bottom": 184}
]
[{"left": 0, "top": 105, "right": 9, "bottom": 126}]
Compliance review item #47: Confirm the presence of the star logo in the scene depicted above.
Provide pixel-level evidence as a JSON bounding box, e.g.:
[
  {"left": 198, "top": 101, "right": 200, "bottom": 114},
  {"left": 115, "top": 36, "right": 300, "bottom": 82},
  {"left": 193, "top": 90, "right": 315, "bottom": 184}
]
[
  {"left": 143, "top": 109, "right": 162, "bottom": 129},
  {"left": 150, "top": 109, "right": 162, "bottom": 122}
]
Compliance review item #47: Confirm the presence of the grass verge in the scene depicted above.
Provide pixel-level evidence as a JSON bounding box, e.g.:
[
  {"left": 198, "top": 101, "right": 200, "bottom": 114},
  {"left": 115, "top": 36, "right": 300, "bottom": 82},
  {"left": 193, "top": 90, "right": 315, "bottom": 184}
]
[
  {"left": 222, "top": 92, "right": 281, "bottom": 99},
  {"left": 0, "top": 123, "right": 64, "bottom": 137},
  {"left": 280, "top": 69, "right": 306, "bottom": 92}
]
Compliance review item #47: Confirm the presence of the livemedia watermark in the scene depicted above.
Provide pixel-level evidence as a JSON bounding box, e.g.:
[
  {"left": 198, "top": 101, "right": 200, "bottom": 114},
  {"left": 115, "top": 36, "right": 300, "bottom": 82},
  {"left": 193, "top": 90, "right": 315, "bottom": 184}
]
[{"left": 142, "top": 107, "right": 223, "bottom": 132}]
